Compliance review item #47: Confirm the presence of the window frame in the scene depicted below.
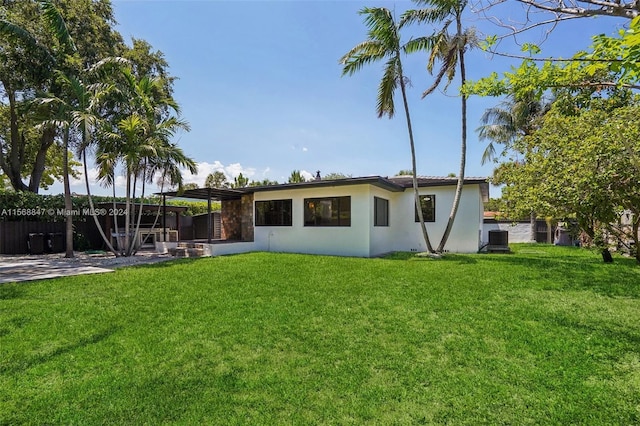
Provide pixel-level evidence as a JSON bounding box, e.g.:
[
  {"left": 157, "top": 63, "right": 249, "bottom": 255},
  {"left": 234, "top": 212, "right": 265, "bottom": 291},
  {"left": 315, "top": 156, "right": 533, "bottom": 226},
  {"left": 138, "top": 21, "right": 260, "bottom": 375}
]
[
  {"left": 374, "top": 196, "right": 389, "bottom": 227},
  {"left": 304, "top": 196, "right": 351, "bottom": 227},
  {"left": 414, "top": 194, "right": 436, "bottom": 223},
  {"left": 255, "top": 199, "right": 293, "bottom": 226}
]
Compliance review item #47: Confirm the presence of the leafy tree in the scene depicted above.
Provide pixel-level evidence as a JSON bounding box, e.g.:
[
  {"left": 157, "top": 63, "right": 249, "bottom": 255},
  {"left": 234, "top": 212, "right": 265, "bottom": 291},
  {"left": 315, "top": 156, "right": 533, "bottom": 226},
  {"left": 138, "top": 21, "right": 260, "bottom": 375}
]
[
  {"left": 181, "top": 182, "right": 199, "bottom": 190},
  {"left": 340, "top": 7, "right": 434, "bottom": 253},
  {"left": 495, "top": 96, "right": 640, "bottom": 262},
  {"left": 322, "top": 172, "right": 352, "bottom": 180},
  {"left": 395, "top": 169, "right": 413, "bottom": 176},
  {"left": 0, "top": 0, "right": 122, "bottom": 193},
  {"left": 401, "top": 0, "right": 477, "bottom": 253},
  {"left": 205, "top": 171, "right": 228, "bottom": 188},
  {"left": 476, "top": 91, "right": 551, "bottom": 240},
  {"left": 288, "top": 170, "right": 306, "bottom": 184},
  {"left": 512, "top": 1, "right": 640, "bottom": 20},
  {"left": 248, "top": 178, "right": 279, "bottom": 187},
  {"left": 231, "top": 172, "right": 249, "bottom": 188}
]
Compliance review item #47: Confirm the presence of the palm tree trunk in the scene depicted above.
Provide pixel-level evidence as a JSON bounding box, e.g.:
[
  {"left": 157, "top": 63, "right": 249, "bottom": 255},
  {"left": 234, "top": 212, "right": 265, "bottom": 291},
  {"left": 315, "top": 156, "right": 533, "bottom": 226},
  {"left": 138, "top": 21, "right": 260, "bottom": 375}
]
[
  {"left": 398, "top": 58, "right": 433, "bottom": 253},
  {"left": 530, "top": 211, "right": 537, "bottom": 242},
  {"left": 111, "top": 173, "right": 123, "bottom": 255},
  {"left": 62, "top": 129, "right": 74, "bottom": 258},
  {"left": 131, "top": 174, "right": 147, "bottom": 256},
  {"left": 82, "top": 149, "right": 119, "bottom": 255},
  {"left": 124, "top": 171, "right": 131, "bottom": 256},
  {"left": 437, "top": 15, "right": 467, "bottom": 253}
]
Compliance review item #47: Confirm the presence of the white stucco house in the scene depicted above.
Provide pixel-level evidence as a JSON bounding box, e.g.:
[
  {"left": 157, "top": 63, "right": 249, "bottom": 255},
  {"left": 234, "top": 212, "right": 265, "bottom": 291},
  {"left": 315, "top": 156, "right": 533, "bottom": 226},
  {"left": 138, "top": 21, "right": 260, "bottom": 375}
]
[{"left": 158, "top": 175, "right": 489, "bottom": 257}]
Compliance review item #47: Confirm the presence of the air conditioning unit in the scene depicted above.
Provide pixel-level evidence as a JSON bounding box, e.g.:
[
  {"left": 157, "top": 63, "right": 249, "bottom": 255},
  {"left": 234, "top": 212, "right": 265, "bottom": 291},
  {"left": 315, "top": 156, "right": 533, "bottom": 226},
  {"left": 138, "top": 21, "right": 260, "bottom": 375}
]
[{"left": 487, "top": 230, "right": 510, "bottom": 253}]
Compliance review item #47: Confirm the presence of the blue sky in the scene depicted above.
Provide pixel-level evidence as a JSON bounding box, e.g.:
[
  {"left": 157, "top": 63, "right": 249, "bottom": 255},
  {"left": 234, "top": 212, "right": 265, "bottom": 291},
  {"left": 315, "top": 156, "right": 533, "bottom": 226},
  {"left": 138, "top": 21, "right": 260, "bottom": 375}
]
[{"left": 59, "top": 0, "right": 626, "bottom": 196}]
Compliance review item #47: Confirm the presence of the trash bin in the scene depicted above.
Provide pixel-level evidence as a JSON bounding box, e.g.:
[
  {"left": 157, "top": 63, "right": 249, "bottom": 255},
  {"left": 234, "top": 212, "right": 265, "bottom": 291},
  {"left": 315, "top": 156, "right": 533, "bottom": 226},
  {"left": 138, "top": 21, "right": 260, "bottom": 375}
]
[
  {"left": 27, "top": 233, "right": 45, "bottom": 255},
  {"left": 48, "top": 233, "right": 64, "bottom": 253}
]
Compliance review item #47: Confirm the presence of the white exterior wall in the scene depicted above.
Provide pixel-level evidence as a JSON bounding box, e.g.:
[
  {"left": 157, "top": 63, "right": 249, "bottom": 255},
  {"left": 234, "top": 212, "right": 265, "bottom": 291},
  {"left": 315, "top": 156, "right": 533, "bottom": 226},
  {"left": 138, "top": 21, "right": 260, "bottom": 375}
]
[
  {"left": 253, "top": 184, "right": 372, "bottom": 257},
  {"left": 482, "top": 222, "right": 533, "bottom": 244},
  {"left": 369, "top": 187, "right": 396, "bottom": 257},
  {"left": 390, "top": 185, "right": 483, "bottom": 253},
  {"left": 253, "top": 183, "right": 484, "bottom": 257}
]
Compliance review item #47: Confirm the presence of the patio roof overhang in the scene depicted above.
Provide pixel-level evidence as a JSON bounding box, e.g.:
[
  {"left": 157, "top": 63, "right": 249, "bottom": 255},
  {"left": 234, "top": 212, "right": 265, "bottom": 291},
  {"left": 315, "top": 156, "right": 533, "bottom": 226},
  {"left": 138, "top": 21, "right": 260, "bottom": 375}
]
[{"left": 158, "top": 187, "right": 245, "bottom": 201}]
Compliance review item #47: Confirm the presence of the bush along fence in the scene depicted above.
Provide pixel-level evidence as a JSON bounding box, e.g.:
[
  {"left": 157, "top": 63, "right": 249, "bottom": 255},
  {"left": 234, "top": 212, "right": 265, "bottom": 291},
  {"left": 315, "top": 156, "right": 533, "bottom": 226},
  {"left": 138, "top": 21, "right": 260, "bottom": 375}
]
[{"left": 0, "top": 191, "right": 218, "bottom": 254}]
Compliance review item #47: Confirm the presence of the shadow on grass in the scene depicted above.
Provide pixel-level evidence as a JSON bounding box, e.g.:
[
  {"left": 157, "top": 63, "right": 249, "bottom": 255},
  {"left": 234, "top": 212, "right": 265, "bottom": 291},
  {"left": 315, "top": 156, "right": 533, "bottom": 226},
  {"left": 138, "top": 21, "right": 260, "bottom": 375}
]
[
  {"left": 130, "top": 257, "right": 208, "bottom": 270},
  {"left": 0, "top": 326, "right": 120, "bottom": 375},
  {"left": 487, "top": 252, "right": 640, "bottom": 298},
  {"left": 0, "top": 284, "right": 25, "bottom": 300},
  {"left": 540, "top": 310, "right": 640, "bottom": 350},
  {"left": 382, "top": 252, "right": 478, "bottom": 264}
]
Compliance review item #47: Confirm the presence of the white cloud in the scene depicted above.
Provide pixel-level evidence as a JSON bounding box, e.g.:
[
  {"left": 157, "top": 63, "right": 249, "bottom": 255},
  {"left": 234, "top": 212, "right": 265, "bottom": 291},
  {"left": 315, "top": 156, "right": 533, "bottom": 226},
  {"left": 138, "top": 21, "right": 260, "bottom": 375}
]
[
  {"left": 302, "top": 147, "right": 308, "bottom": 152},
  {"left": 175, "top": 161, "right": 257, "bottom": 188},
  {"left": 300, "top": 170, "right": 314, "bottom": 181}
]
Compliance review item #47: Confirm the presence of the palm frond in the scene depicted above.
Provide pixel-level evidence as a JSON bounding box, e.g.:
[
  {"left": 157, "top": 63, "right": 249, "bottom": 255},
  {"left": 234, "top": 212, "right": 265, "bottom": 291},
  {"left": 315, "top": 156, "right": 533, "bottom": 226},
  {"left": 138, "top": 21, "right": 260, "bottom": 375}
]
[
  {"left": 422, "top": 45, "right": 457, "bottom": 98},
  {"left": 399, "top": 7, "right": 451, "bottom": 27},
  {"left": 38, "top": 0, "right": 76, "bottom": 52},
  {"left": 377, "top": 56, "right": 399, "bottom": 118},
  {"left": 339, "top": 40, "right": 386, "bottom": 75},
  {"left": 403, "top": 36, "right": 438, "bottom": 55}
]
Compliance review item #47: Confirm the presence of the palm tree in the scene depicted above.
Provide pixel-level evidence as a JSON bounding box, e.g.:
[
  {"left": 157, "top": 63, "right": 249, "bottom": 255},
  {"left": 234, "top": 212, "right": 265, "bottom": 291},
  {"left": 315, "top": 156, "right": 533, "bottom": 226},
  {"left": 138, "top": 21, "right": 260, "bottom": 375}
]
[
  {"left": 98, "top": 69, "right": 194, "bottom": 256},
  {"left": 477, "top": 91, "right": 551, "bottom": 241},
  {"left": 401, "top": 0, "right": 477, "bottom": 253},
  {"left": 39, "top": 68, "right": 121, "bottom": 255},
  {"left": 288, "top": 170, "right": 306, "bottom": 184},
  {"left": 340, "top": 7, "right": 435, "bottom": 253}
]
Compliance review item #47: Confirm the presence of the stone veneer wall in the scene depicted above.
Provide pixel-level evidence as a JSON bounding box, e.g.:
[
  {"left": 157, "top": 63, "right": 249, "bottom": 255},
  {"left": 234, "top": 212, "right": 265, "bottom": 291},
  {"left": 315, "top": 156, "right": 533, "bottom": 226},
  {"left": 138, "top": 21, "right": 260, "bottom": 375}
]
[
  {"left": 241, "top": 194, "right": 254, "bottom": 242},
  {"left": 220, "top": 194, "right": 254, "bottom": 242},
  {"left": 221, "top": 199, "right": 241, "bottom": 240}
]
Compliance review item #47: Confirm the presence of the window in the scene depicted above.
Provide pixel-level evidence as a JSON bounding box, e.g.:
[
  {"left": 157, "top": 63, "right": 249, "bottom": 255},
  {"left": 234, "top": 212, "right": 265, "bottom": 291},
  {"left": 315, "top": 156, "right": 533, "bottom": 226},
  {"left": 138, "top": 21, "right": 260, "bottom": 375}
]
[
  {"left": 255, "top": 199, "right": 292, "bottom": 226},
  {"left": 304, "top": 196, "right": 351, "bottom": 226},
  {"left": 414, "top": 195, "right": 436, "bottom": 222},
  {"left": 374, "top": 197, "right": 389, "bottom": 227}
]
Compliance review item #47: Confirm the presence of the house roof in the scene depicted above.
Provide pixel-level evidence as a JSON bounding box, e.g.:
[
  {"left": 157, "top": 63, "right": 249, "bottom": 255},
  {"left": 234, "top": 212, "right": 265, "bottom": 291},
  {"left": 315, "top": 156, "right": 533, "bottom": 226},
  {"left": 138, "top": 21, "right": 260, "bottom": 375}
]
[{"left": 157, "top": 175, "right": 489, "bottom": 202}]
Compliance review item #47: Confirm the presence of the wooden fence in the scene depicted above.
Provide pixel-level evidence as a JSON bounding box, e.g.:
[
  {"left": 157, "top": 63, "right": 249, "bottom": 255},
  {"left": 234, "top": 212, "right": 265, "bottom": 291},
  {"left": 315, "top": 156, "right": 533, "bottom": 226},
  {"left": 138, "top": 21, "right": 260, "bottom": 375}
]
[{"left": 0, "top": 221, "right": 103, "bottom": 255}]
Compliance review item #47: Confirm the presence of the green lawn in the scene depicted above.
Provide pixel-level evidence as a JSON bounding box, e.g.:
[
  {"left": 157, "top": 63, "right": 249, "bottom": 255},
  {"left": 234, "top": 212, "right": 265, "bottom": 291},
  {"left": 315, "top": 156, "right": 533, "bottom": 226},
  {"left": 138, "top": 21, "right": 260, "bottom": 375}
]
[{"left": 1, "top": 245, "right": 639, "bottom": 424}]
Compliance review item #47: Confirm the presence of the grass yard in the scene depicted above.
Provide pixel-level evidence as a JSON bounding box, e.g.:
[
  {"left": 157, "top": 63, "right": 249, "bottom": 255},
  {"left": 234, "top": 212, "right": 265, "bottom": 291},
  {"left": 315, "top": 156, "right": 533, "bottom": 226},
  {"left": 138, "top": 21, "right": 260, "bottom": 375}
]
[{"left": 1, "top": 244, "right": 640, "bottom": 424}]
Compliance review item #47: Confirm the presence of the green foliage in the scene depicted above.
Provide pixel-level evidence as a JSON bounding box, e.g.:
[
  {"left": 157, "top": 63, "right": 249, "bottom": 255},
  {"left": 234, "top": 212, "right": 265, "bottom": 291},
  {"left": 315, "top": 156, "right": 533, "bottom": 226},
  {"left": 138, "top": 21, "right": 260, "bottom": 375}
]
[
  {"left": 466, "top": 17, "right": 640, "bottom": 99},
  {"left": 287, "top": 170, "right": 306, "bottom": 183},
  {"left": 204, "top": 171, "right": 228, "bottom": 188},
  {"left": 495, "top": 96, "right": 640, "bottom": 260},
  {"left": 1, "top": 247, "right": 640, "bottom": 423},
  {"left": 396, "top": 169, "right": 413, "bottom": 176},
  {"left": 165, "top": 200, "right": 218, "bottom": 215},
  {"left": 322, "top": 172, "right": 352, "bottom": 180},
  {"left": 248, "top": 178, "right": 279, "bottom": 187},
  {"left": 0, "top": 0, "right": 123, "bottom": 192},
  {"left": 230, "top": 172, "right": 249, "bottom": 188}
]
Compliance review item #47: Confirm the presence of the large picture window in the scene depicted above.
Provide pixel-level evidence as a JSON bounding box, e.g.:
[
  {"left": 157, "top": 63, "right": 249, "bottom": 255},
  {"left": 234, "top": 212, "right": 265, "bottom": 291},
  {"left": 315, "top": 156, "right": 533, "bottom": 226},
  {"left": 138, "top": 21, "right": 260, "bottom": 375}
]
[
  {"left": 304, "top": 196, "right": 351, "bottom": 227},
  {"left": 255, "top": 199, "right": 292, "bottom": 226},
  {"left": 374, "top": 197, "right": 389, "bottom": 227},
  {"left": 414, "top": 195, "right": 436, "bottom": 222}
]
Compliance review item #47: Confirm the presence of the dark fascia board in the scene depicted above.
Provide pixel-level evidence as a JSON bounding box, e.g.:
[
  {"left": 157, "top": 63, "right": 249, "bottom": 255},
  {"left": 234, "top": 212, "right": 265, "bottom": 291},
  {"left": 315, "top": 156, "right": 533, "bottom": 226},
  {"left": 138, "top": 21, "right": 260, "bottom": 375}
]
[
  {"left": 241, "top": 176, "right": 405, "bottom": 193},
  {"left": 157, "top": 187, "right": 245, "bottom": 201},
  {"left": 388, "top": 176, "right": 490, "bottom": 202},
  {"left": 156, "top": 176, "right": 490, "bottom": 200},
  {"left": 386, "top": 176, "right": 489, "bottom": 187}
]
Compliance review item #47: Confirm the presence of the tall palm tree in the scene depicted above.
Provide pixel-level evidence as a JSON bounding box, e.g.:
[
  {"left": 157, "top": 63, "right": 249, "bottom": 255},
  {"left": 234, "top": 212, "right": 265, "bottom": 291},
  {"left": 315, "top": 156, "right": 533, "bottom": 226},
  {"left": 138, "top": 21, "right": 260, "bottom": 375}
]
[
  {"left": 33, "top": 0, "right": 76, "bottom": 257},
  {"left": 401, "top": 0, "right": 477, "bottom": 253},
  {"left": 477, "top": 91, "right": 552, "bottom": 241},
  {"left": 98, "top": 68, "right": 194, "bottom": 256},
  {"left": 39, "top": 68, "right": 120, "bottom": 255},
  {"left": 340, "top": 7, "right": 435, "bottom": 253}
]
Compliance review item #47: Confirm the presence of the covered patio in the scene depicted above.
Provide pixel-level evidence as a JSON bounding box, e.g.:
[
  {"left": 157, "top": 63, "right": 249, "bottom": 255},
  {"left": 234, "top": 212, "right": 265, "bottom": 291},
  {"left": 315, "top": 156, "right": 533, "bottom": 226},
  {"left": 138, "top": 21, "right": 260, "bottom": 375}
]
[{"left": 155, "top": 187, "right": 256, "bottom": 257}]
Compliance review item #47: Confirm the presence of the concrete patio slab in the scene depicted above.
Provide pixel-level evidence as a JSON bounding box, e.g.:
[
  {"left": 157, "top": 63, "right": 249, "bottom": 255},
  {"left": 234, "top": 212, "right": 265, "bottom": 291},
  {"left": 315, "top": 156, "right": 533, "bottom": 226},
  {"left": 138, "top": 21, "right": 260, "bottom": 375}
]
[{"left": 0, "top": 259, "right": 114, "bottom": 284}]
